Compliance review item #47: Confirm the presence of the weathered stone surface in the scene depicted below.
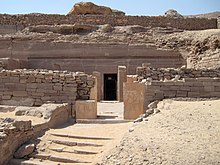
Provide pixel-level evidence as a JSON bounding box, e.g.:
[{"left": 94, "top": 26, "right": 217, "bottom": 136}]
[
  {"left": 0, "top": 11, "right": 217, "bottom": 30},
  {"left": 0, "top": 69, "right": 94, "bottom": 106},
  {"left": 147, "top": 100, "right": 159, "bottom": 109},
  {"left": 112, "top": 9, "right": 125, "bottom": 16},
  {"left": 0, "top": 105, "right": 16, "bottom": 112},
  {"left": 164, "top": 9, "right": 183, "bottom": 18},
  {"left": 76, "top": 100, "right": 97, "bottom": 119},
  {"left": 0, "top": 98, "right": 35, "bottom": 106},
  {"left": 12, "top": 120, "right": 32, "bottom": 131},
  {"left": 141, "top": 75, "right": 220, "bottom": 110},
  {"left": 99, "top": 24, "right": 114, "bottom": 33},
  {"left": 137, "top": 66, "right": 220, "bottom": 81},
  {"left": 123, "top": 82, "right": 146, "bottom": 120},
  {"left": 0, "top": 103, "right": 70, "bottom": 165},
  {"left": 68, "top": 2, "right": 113, "bottom": 15},
  {"left": 29, "top": 24, "right": 98, "bottom": 35},
  {"left": 14, "top": 103, "right": 69, "bottom": 127},
  {"left": 0, "top": 58, "right": 21, "bottom": 70},
  {"left": 14, "top": 143, "right": 35, "bottom": 158}
]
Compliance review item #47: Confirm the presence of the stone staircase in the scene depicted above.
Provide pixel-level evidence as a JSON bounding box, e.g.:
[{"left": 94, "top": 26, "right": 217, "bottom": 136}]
[
  {"left": 9, "top": 122, "right": 132, "bottom": 165},
  {"left": 9, "top": 102, "right": 132, "bottom": 165}
]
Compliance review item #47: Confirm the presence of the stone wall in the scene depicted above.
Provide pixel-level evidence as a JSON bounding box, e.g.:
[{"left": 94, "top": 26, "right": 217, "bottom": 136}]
[
  {"left": 0, "top": 40, "right": 185, "bottom": 74},
  {"left": 144, "top": 78, "right": 220, "bottom": 107},
  {"left": 0, "top": 69, "right": 94, "bottom": 106},
  {"left": 0, "top": 103, "right": 69, "bottom": 165},
  {"left": 124, "top": 77, "right": 220, "bottom": 119},
  {"left": 0, "top": 14, "right": 217, "bottom": 33},
  {"left": 137, "top": 65, "right": 220, "bottom": 81},
  {"left": 124, "top": 66, "right": 220, "bottom": 119}
]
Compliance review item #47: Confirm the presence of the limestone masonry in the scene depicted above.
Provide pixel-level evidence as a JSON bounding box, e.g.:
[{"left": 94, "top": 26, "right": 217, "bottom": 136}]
[
  {"left": 0, "top": 103, "right": 70, "bottom": 165},
  {"left": 124, "top": 66, "right": 220, "bottom": 119},
  {"left": 0, "top": 69, "right": 94, "bottom": 106},
  {"left": 0, "top": 2, "right": 219, "bottom": 164},
  {"left": 137, "top": 66, "right": 220, "bottom": 81}
]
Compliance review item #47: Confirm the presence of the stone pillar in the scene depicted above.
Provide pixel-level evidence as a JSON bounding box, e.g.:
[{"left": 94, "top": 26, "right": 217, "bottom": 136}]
[
  {"left": 90, "top": 71, "right": 101, "bottom": 102},
  {"left": 75, "top": 100, "right": 97, "bottom": 119},
  {"left": 123, "top": 82, "right": 146, "bottom": 120},
  {"left": 117, "top": 66, "right": 127, "bottom": 102}
]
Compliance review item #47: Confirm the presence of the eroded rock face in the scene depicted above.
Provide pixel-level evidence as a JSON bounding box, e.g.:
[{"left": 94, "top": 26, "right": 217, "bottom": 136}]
[
  {"left": 28, "top": 24, "right": 98, "bottom": 35},
  {"left": 14, "top": 143, "right": 35, "bottom": 158},
  {"left": 164, "top": 9, "right": 183, "bottom": 18},
  {"left": 68, "top": 2, "right": 113, "bottom": 15}
]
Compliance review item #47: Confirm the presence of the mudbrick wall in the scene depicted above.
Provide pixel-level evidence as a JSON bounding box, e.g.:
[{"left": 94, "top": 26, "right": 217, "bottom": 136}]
[
  {"left": 0, "top": 69, "right": 94, "bottom": 106},
  {"left": 0, "top": 103, "right": 70, "bottom": 165},
  {"left": 0, "top": 14, "right": 217, "bottom": 31}
]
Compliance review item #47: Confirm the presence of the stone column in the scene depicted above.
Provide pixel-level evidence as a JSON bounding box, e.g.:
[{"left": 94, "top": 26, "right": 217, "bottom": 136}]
[
  {"left": 117, "top": 66, "right": 127, "bottom": 102},
  {"left": 90, "top": 71, "right": 101, "bottom": 102}
]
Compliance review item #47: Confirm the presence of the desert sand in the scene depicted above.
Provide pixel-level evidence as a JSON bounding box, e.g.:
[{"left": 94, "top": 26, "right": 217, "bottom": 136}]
[{"left": 102, "top": 99, "right": 220, "bottom": 165}]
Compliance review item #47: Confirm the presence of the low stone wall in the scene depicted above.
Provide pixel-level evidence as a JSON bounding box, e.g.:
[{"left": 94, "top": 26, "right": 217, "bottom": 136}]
[
  {"left": 124, "top": 77, "right": 220, "bottom": 119},
  {"left": 0, "top": 103, "right": 69, "bottom": 165},
  {"left": 137, "top": 65, "right": 220, "bottom": 81},
  {"left": 124, "top": 66, "right": 220, "bottom": 119},
  {"left": 0, "top": 14, "right": 217, "bottom": 32},
  {"left": 144, "top": 78, "right": 220, "bottom": 107},
  {"left": 0, "top": 69, "right": 94, "bottom": 106}
]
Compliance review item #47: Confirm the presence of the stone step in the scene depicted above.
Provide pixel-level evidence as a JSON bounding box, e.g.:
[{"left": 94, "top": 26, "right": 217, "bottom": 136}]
[
  {"left": 9, "top": 158, "right": 58, "bottom": 165},
  {"left": 49, "top": 147, "right": 98, "bottom": 155},
  {"left": 31, "top": 153, "right": 91, "bottom": 163},
  {"left": 50, "top": 132, "right": 113, "bottom": 140},
  {"left": 51, "top": 139, "right": 103, "bottom": 147},
  {"left": 76, "top": 119, "right": 131, "bottom": 124}
]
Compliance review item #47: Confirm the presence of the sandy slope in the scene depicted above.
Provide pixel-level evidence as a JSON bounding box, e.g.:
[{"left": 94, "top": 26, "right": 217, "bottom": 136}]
[{"left": 102, "top": 99, "right": 220, "bottom": 165}]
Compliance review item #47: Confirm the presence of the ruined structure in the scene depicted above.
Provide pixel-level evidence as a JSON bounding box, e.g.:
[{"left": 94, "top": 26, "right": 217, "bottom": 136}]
[
  {"left": 124, "top": 66, "right": 220, "bottom": 119},
  {"left": 0, "top": 2, "right": 219, "bottom": 164},
  {"left": 0, "top": 5, "right": 218, "bottom": 99}
]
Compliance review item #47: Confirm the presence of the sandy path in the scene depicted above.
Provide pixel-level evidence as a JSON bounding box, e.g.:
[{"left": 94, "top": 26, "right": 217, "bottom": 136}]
[{"left": 102, "top": 99, "right": 220, "bottom": 165}]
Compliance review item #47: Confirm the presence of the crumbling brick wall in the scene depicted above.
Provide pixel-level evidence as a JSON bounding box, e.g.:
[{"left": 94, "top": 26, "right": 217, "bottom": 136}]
[
  {"left": 0, "top": 14, "right": 217, "bottom": 33},
  {"left": 0, "top": 69, "right": 94, "bottom": 106},
  {"left": 137, "top": 66, "right": 220, "bottom": 81}
]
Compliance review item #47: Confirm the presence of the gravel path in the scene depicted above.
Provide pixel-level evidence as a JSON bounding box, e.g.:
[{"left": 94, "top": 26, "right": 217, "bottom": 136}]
[{"left": 102, "top": 99, "right": 220, "bottom": 165}]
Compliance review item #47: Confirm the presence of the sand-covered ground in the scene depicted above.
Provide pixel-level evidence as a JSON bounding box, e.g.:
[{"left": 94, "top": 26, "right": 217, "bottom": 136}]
[{"left": 102, "top": 99, "right": 220, "bottom": 165}]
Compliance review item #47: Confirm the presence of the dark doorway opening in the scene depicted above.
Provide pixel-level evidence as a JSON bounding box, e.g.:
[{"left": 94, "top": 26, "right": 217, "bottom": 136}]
[{"left": 104, "top": 74, "right": 117, "bottom": 100}]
